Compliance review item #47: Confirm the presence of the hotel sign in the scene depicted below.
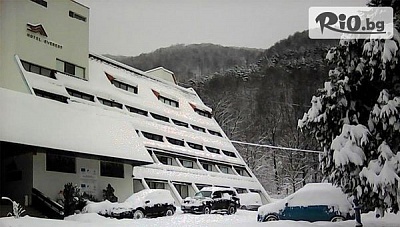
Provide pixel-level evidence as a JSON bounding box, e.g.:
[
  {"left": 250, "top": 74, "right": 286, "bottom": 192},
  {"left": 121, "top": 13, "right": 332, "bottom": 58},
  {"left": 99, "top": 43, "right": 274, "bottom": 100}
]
[{"left": 26, "top": 23, "right": 63, "bottom": 49}]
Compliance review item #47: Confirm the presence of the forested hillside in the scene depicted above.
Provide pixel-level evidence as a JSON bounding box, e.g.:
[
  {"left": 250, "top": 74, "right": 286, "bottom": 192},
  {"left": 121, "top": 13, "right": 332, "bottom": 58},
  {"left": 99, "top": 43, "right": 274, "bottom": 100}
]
[
  {"left": 191, "top": 31, "right": 337, "bottom": 195},
  {"left": 108, "top": 31, "right": 338, "bottom": 196},
  {"left": 106, "top": 43, "right": 263, "bottom": 83}
]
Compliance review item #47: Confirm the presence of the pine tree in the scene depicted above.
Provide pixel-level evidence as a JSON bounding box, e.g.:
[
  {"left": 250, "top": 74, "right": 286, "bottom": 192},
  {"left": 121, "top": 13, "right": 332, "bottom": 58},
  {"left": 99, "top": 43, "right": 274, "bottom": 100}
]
[{"left": 299, "top": 0, "right": 400, "bottom": 217}]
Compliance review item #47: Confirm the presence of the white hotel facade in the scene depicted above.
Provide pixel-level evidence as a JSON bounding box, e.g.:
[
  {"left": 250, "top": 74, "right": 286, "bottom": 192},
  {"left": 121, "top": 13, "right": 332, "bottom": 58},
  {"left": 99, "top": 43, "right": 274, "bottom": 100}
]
[{"left": 0, "top": 0, "right": 271, "bottom": 211}]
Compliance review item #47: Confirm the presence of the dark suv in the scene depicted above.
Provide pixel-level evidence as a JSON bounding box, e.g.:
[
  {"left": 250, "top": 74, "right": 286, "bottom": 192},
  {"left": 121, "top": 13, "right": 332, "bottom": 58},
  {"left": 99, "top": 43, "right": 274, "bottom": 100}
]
[{"left": 181, "top": 187, "right": 240, "bottom": 215}]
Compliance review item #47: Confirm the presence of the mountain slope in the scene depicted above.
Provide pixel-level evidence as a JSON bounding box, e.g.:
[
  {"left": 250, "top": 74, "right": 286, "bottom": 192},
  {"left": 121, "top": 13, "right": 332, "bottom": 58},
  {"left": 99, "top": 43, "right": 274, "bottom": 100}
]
[{"left": 106, "top": 43, "right": 263, "bottom": 83}]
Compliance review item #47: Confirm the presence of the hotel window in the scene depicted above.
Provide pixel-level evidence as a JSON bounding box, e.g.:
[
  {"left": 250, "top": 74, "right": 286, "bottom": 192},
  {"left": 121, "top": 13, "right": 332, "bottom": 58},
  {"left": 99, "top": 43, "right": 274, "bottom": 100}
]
[
  {"left": 66, "top": 88, "right": 94, "bottom": 102},
  {"left": 148, "top": 181, "right": 165, "bottom": 189},
  {"left": 235, "top": 188, "right": 248, "bottom": 194},
  {"left": 69, "top": 11, "right": 87, "bottom": 22},
  {"left": 171, "top": 119, "right": 188, "bottom": 128},
  {"left": 56, "top": 59, "right": 85, "bottom": 79},
  {"left": 126, "top": 105, "right": 148, "bottom": 116},
  {"left": 219, "top": 165, "right": 230, "bottom": 174},
  {"left": 98, "top": 97, "right": 123, "bottom": 109},
  {"left": 34, "top": 89, "right": 68, "bottom": 103},
  {"left": 222, "top": 150, "right": 236, "bottom": 158},
  {"left": 174, "top": 184, "right": 189, "bottom": 199},
  {"left": 235, "top": 167, "right": 249, "bottom": 177},
  {"left": 181, "top": 160, "right": 194, "bottom": 168},
  {"left": 31, "top": 0, "right": 47, "bottom": 7},
  {"left": 111, "top": 80, "right": 138, "bottom": 94},
  {"left": 187, "top": 142, "right": 203, "bottom": 150},
  {"left": 158, "top": 156, "right": 173, "bottom": 165},
  {"left": 159, "top": 96, "right": 179, "bottom": 107},
  {"left": 191, "top": 125, "right": 206, "bottom": 133},
  {"left": 46, "top": 153, "right": 75, "bottom": 173},
  {"left": 21, "top": 60, "right": 55, "bottom": 78},
  {"left": 150, "top": 113, "right": 169, "bottom": 122},
  {"left": 100, "top": 161, "right": 124, "bottom": 178},
  {"left": 205, "top": 146, "right": 220, "bottom": 154},
  {"left": 142, "top": 131, "right": 163, "bottom": 142},
  {"left": 194, "top": 108, "right": 212, "bottom": 118},
  {"left": 166, "top": 137, "right": 185, "bottom": 147},
  {"left": 208, "top": 130, "right": 223, "bottom": 137},
  {"left": 202, "top": 163, "right": 213, "bottom": 171}
]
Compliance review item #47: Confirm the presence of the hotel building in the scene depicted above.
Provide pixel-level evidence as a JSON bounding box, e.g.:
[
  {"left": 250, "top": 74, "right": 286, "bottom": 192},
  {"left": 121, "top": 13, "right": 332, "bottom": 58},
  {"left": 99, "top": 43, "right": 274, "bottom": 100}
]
[{"left": 0, "top": 0, "right": 271, "bottom": 216}]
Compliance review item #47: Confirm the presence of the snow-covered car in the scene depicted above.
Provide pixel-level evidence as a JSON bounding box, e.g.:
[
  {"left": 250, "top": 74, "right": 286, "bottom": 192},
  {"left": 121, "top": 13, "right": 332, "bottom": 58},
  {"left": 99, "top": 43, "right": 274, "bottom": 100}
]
[
  {"left": 257, "top": 183, "right": 355, "bottom": 222},
  {"left": 181, "top": 187, "right": 240, "bottom": 215},
  {"left": 83, "top": 189, "right": 176, "bottom": 219},
  {"left": 237, "top": 192, "right": 262, "bottom": 211}
]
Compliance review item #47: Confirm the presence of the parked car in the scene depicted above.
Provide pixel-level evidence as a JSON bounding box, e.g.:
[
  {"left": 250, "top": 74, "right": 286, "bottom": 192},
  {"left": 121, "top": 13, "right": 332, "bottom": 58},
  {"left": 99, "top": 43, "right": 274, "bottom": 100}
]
[
  {"left": 237, "top": 192, "right": 262, "bottom": 211},
  {"left": 181, "top": 187, "right": 240, "bottom": 215},
  {"left": 257, "top": 183, "right": 355, "bottom": 222},
  {"left": 83, "top": 189, "right": 176, "bottom": 219}
]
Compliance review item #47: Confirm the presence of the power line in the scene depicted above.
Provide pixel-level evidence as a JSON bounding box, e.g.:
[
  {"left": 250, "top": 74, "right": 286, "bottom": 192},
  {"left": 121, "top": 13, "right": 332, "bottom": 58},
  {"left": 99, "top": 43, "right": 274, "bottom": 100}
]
[{"left": 231, "top": 140, "right": 322, "bottom": 154}]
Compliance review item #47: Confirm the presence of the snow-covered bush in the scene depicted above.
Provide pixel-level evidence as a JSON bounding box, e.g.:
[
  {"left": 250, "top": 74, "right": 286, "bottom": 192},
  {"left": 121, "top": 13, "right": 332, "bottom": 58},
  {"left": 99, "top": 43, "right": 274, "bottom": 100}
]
[
  {"left": 1, "top": 197, "right": 25, "bottom": 218},
  {"left": 299, "top": 0, "right": 400, "bottom": 216}
]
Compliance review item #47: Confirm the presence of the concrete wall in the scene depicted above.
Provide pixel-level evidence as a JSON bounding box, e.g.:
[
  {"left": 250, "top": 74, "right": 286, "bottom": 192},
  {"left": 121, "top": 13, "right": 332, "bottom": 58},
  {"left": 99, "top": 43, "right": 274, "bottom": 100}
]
[
  {"left": 146, "top": 68, "right": 175, "bottom": 84},
  {"left": 0, "top": 0, "right": 89, "bottom": 92},
  {"left": 32, "top": 151, "right": 134, "bottom": 202}
]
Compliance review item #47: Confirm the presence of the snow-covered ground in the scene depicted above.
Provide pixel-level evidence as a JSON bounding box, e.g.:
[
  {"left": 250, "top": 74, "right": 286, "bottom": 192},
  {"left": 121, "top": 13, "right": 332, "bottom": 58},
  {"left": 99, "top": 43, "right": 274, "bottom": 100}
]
[{"left": 1, "top": 208, "right": 399, "bottom": 227}]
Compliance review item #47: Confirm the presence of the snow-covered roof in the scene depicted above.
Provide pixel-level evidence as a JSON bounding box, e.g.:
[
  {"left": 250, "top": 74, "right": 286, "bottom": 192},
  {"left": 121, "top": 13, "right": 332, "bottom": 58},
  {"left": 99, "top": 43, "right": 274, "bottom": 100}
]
[
  {"left": 0, "top": 88, "right": 153, "bottom": 165},
  {"left": 8, "top": 54, "right": 243, "bottom": 167},
  {"left": 146, "top": 66, "right": 174, "bottom": 75}
]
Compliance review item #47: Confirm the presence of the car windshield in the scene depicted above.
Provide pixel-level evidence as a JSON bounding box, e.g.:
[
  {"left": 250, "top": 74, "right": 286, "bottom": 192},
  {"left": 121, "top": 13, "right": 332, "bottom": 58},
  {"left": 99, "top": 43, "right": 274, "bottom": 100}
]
[{"left": 194, "top": 191, "right": 212, "bottom": 198}]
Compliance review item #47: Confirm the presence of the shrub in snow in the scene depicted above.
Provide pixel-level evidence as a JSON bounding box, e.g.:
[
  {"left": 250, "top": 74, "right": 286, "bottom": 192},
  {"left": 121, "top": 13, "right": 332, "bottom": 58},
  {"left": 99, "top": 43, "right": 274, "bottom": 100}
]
[
  {"left": 63, "top": 183, "right": 92, "bottom": 216},
  {"left": 298, "top": 0, "right": 400, "bottom": 217},
  {"left": 103, "top": 184, "right": 118, "bottom": 203}
]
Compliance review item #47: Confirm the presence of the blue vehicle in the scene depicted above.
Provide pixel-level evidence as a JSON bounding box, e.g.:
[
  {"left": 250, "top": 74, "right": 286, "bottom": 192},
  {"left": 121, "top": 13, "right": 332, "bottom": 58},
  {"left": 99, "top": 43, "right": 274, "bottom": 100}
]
[{"left": 257, "top": 183, "right": 355, "bottom": 222}]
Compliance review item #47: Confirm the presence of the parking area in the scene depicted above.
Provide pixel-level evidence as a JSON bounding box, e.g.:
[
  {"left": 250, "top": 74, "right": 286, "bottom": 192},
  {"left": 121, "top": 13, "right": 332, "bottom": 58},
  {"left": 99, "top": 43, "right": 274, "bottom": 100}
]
[{"left": 1, "top": 208, "right": 400, "bottom": 227}]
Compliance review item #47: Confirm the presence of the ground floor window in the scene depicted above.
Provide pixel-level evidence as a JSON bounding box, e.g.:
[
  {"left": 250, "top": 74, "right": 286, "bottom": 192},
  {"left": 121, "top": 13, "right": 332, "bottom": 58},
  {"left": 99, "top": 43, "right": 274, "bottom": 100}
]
[
  {"left": 174, "top": 184, "right": 189, "bottom": 199},
  {"left": 147, "top": 181, "right": 166, "bottom": 189},
  {"left": 100, "top": 161, "right": 124, "bottom": 178},
  {"left": 235, "top": 188, "right": 248, "bottom": 194},
  {"left": 46, "top": 153, "right": 76, "bottom": 173}
]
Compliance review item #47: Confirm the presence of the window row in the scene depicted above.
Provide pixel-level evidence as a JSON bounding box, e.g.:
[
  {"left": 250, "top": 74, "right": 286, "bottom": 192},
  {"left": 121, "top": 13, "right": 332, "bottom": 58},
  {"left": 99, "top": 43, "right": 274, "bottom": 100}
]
[
  {"left": 22, "top": 60, "right": 210, "bottom": 119},
  {"left": 29, "top": 1, "right": 87, "bottom": 23},
  {"left": 21, "top": 59, "right": 85, "bottom": 80},
  {"left": 158, "top": 95, "right": 179, "bottom": 108},
  {"left": 63, "top": 87, "right": 223, "bottom": 138},
  {"left": 151, "top": 89, "right": 179, "bottom": 108},
  {"left": 150, "top": 151, "right": 248, "bottom": 177},
  {"left": 143, "top": 179, "right": 259, "bottom": 200},
  {"left": 56, "top": 59, "right": 85, "bottom": 79},
  {"left": 194, "top": 108, "right": 212, "bottom": 118},
  {"left": 141, "top": 130, "right": 236, "bottom": 158},
  {"left": 21, "top": 60, "right": 55, "bottom": 79},
  {"left": 46, "top": 153, "right": 124, "bottom": 178},
  {"left": 69, "top": 11, "right": 87, "bottom": 22}
]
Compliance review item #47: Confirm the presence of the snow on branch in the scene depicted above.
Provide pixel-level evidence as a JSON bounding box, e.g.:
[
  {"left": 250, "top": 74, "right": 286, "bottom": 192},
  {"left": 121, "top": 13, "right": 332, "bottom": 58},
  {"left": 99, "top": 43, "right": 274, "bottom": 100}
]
[
  {"left": 331, "top": 124, "right": 369, "bottom": 167},
  {"left": 369, "top": 90, "right": 400, "bottom": 132},
  {"left": 359, "top": 141, "right": 400, "bottom": 214}
]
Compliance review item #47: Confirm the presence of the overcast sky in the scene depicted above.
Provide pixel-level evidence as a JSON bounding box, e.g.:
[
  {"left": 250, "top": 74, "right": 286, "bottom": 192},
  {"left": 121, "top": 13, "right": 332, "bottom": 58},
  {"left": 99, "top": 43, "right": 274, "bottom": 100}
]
[{"left": 77, "top": 0, "right": 367, "bottom": 56}]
